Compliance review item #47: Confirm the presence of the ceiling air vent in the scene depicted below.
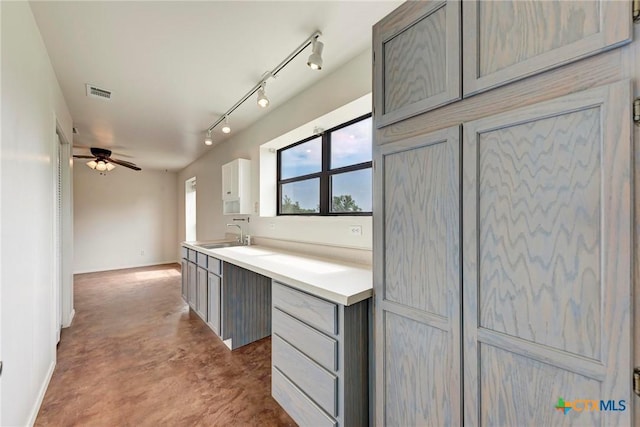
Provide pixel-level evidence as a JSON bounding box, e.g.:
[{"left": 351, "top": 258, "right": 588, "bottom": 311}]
[{"left": 85, "top": 84, "right": 112, "bottom": 100}]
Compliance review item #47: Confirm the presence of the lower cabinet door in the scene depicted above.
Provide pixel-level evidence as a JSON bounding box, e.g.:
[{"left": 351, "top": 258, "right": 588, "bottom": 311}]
[
  {"left": 180, "top": 259, "right": 188, "bottom": 301},
  {"left": 187, "top": 262, "right": 197, "bottom": 309},
  {"left": 207, "top": 272, "right": 221, "bottom": 335},
  {"left": 196, "top": 266, "right": 207, "bottom": 319}
]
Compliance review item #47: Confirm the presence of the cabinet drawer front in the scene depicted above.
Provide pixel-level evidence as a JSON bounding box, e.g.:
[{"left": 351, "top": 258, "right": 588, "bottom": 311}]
[
  {"left": 273, "top": 308, "right": 337, "bottom": 372},
  {"left": 207, "top": 256, "right": 221, "bottom": 275},
  {"left": 272, "top": 367, "right": 337, "bottom": 427},
  {"left": 196, "top": 252, "right": 208, "bottom": 268},
  {"left": 273, "top": 335, "right": 337, "bottom": 416},
  {"left": 187, "top": 249, "right": 197, "bottom": 262},
  {"left": 273, "top": 282, "right": 337, "bottom": 335},
  {"left": 181, "top": 246, "right": 188, "bottom": 259}
]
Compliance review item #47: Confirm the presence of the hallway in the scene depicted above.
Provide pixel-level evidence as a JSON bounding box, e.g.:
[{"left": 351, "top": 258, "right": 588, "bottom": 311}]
[{"left": 36, "top": 264, "right": 295, "bottom": 426}]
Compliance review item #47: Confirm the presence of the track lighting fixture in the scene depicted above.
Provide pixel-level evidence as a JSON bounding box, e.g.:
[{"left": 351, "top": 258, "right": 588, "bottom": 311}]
[
  {"left": 307, "top": 37, "right": 324, "bottom": 70},
  {"left": 257, "top": 82, "right": 269, "bottom": 108},
  {"left": 221, "top": 116, "right": 231, "bottom": 134},
  {"left": 204, "top": 30, "right": 323, "bottom": 140},
  {"left": 204, "top": 130, "right": 213, "bottom": 146}
]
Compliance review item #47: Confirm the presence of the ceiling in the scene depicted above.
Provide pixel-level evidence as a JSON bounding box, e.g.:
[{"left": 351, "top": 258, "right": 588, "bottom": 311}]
[{"left": 30, "top": 1, "right": 401, "bottom": 171}]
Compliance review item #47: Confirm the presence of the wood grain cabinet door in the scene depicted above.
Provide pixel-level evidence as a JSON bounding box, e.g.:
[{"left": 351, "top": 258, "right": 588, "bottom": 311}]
[
  {"left": 196, "top": 266, "right": 208, "bottom": 319},
  {"left": 373, "top": 0, "right": 460, "bottom": 128},
  {"left": 462, "top": 81, "right": 632, "bottom": 426},
  {"left": 207, "top": 272, "right": 221, "bottom": 336},
  {"left": 187, "top": 262, "right": 197, "bottom": 309},
  {"left": 462, "top": 0, "right": 631, "bottom": 97},
  {"left": 181, "top": 259, "right": 188, "bottom": 302},
  {"left": 374, "top": 125, "right": 461, "bottom": 426}
]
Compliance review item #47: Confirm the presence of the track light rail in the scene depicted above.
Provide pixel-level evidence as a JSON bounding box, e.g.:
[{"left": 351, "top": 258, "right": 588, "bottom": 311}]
[{"left": 205, "top": 30, "right": 322, "bottom": 134}]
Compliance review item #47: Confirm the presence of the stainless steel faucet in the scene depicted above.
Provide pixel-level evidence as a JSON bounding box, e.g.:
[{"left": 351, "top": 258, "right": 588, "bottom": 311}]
[{"left": 226, "top": 223, "right": 243, "bottom": 244}]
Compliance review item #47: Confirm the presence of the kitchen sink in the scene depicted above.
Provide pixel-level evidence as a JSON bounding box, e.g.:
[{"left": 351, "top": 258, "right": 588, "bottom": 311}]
[{"left": 196, "top": 241, "right": 242, "bottom": 250}]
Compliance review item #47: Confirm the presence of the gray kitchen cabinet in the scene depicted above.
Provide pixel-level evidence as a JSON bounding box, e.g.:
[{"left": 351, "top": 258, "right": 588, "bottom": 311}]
[
  {"left": 373, "top": 0, "right": 460, "bottom": 128},
  {"left": 206, "top": 255, "right": 223, "bottom": 338},
  {"left": 187, "top": 261, "right": 197, "bottom": 310},
  {"left": 180, "top": 246, "right": 270, "bottom": 349},
  {"left": 374, "top": 125, "right": 461, "bottom": 426},
  {"left": 462, "top": 0, "right": 631, "bottom": 96},
  {"left": 207, "top": 272, "right": 221, "bottom": 336},
  {"left": 373, "top": 1, "right": 636, "bottom": 424},
  {"left": 180, "top": 259, "right": 188, "bottom": 301},
  {"left": 195, "top": 266, "right": 207, "bottom": 320},
  {"left": 461, "top": 81, "right": 631, "bottom": 426},
  {"left": 374, "top": 0, "right": 631, "bottom": 129},
  {"left": 271, "top": 281, "right": 368, "bottom": 427}
]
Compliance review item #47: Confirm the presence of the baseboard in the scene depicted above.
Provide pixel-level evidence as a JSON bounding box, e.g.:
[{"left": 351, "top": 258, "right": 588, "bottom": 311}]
[
  {"left": 27, "top": 360, "right": 55, "bottom": 426},
  {"left": 73, "top": 260, "right": 179, "bottom": 275},
  {"left": 62, "top": 309, "right": 75, "bottom": 328}
]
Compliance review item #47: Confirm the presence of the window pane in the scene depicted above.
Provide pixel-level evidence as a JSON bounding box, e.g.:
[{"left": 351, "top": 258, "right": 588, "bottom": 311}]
[
  {"left": 281, "top": 178, "right": 320, "bottom": 214},
  {"left": 330, "top": 117, "right": 372, "bottom": 169},
  {"left": 331, "top": 169, "right": 372, "bottom": 213},
  {"left": 280, "top": 137, "right": 322, "bottom": 180}
]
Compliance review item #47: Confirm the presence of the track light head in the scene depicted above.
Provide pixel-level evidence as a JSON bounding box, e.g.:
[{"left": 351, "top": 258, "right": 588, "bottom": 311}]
[
  {"left": 204, "top": 130, "right": 213, "bottom": 146},
  {"left": 221, "top": 116, "right": 231, "bottom": 134},
  {"left": 307, "top": 38, "right": 324, "bottom": 70},
  {"left": 257, "top": 82, "right": 269, "bottom": 108}
]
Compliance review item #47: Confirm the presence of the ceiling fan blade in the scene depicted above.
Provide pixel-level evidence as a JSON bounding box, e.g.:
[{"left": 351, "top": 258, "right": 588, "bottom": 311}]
[
  {"left": 107, "top": 157, "right": 138, "bottom": 167},
  {"left": 73, "top": 155, "right": 95, "bottom": 159},
  {"left": 107, "top": 157, "right": 141, "bottom": 171}
]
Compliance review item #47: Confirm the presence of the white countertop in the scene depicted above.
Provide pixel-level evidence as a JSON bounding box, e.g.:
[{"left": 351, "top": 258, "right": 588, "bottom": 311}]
[{"left": 182, "top": 242, "right": 372, "bottom": 306}]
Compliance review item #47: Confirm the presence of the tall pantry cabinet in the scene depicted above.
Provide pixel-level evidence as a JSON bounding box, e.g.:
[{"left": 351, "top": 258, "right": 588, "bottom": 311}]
[{"left": 372, "top": 1, "right": 637, "bottom": 426}]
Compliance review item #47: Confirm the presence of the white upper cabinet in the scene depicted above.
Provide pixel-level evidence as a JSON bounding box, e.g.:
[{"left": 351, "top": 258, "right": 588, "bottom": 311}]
[
  {"left": 221, "top": 158, "right": 251, "bottom": 215},
  {"left": 462, "top": 0, "right": 632, "bottom": 96},
  {"left": 373, "top": 0, "right": 461, "bottom": 128}
]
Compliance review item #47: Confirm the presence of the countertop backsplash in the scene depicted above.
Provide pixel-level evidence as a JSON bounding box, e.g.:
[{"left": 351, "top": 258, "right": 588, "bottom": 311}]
[{"left": 221, "top": 233, "right": 372, "bottom": 266}]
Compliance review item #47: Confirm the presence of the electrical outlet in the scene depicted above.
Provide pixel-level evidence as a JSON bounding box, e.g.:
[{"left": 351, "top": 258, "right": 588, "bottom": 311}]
[
  {"left": 269, "top": 222, "right": 275, "bottom": 230},
  {"left": 349, "top": 225, "right": 362, "bottom": 236},
  {"left": 140, "top": 250, "right": 145, "bottom": 256}
]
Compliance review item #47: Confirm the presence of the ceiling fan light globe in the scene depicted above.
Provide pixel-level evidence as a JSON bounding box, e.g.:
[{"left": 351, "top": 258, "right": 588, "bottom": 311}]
[
  {"left": 86, "top": 160, "right": 98, "bottom": 169},
  {"left": 106, "top": 162, "right": 116, "bottom": 171},
  {"left": 95, "top": 161, "right": 107, "bottom": 171}
]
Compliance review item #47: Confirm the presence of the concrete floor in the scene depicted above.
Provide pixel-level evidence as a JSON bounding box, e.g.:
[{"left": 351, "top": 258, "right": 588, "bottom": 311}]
[{"left": 36, "top": 263, "right": 295, "bottom": 426}]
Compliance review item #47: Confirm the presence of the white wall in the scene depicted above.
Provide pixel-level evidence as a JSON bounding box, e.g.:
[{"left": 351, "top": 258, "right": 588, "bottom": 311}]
[
  {"left": 73, "top": 166, "right": 178, "bottom": 273},
  {"left": 1, "top": 2, "right": 73, "bottom": 425},
  {"left": 177, "top": 50, "right": 373, "bottom": 258}
]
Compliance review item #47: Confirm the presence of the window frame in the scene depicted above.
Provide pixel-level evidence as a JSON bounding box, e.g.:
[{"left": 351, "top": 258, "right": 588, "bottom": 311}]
[{"left": 277, "top": 113, "right": 373, "bottom": 216}]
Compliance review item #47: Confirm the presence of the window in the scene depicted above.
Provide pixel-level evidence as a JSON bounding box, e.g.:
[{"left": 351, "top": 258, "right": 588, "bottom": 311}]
[
  {"left": 185, "top": 177, "right": 196, "bottom": 241},
  {"left": 277, "top": 114, "right": 372, "bottom": 216}
]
